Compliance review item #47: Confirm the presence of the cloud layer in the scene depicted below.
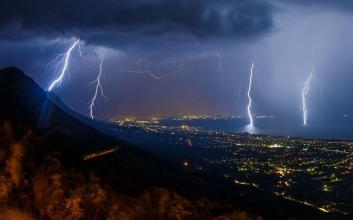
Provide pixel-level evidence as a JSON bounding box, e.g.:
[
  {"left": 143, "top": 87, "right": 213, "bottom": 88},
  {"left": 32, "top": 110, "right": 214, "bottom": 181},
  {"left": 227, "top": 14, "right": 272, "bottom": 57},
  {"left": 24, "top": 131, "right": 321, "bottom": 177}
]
[{"left": 0, "top": 0, "right": 275, "bottom": 45}]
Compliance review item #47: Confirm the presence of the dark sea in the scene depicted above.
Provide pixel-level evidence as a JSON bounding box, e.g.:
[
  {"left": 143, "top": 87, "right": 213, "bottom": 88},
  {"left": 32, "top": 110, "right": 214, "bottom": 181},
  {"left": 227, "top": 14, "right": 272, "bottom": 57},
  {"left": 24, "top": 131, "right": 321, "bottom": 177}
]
[{"left": 157, "top": 117, "right": 353, "bottom": 140}]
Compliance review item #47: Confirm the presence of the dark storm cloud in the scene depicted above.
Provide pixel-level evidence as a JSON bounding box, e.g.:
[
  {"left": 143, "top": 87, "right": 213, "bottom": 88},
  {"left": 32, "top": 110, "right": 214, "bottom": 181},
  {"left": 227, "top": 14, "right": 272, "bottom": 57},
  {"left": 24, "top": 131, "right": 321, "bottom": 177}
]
[
  {"left": 0, "top": 0, "right": 274, "bottom": 45},
  {"left": 277, "top": 0, "right": 353, "bottom": 12}
]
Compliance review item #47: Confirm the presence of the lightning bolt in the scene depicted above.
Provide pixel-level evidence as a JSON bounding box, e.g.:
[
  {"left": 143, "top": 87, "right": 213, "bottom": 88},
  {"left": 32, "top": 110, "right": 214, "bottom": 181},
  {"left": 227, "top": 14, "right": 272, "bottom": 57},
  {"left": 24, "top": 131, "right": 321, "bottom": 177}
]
[
  {"left": 247, "top": 63, "right": 255, "bottom": 127},
  {"left": 127, "top": 59, "right": 182, "bottom": 80},
  {"left": 127, "top": 53, "right": 223, "bottom": 81},
  {"left": 216, "top": 52, "right": 223, "bottom": 83},
  {"left": 48, "top": 39, "right": 81, "bottom": 91},
  {"left": 89, "top": 56, "right": 106, "bottom": 119},
  {"left": 302, "top": 68, "right": 314, "bottom": 126},
  {"left": 127, "top": 69, "right": 178, "bottom": 80}
]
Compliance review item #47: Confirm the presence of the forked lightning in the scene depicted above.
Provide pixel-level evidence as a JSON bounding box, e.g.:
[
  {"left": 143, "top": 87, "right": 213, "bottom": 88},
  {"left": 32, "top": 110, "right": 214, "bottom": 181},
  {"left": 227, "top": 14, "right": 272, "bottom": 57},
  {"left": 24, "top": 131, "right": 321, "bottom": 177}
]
[
  {"left": 302, "top": 69, "right": 314, "bottom": 126},
  {"left": 48, "top": 39, "right": 81, "bottom": 91}
]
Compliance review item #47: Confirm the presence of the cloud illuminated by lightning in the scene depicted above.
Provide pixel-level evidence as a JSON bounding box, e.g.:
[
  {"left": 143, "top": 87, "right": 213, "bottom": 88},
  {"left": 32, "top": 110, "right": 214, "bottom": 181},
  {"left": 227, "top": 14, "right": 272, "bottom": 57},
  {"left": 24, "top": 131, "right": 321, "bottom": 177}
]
[
  {"left": 48, "top": 39, "right": 81, "bottom": 91},
  {"left": 89, "top": 56, "right": 106, "bottom": 119},
  {"left": 302, "top": 68, "right": 314, "bottom": 126},
  {"left": 247, "top": 63, "right": 255, "bottom": 127}
]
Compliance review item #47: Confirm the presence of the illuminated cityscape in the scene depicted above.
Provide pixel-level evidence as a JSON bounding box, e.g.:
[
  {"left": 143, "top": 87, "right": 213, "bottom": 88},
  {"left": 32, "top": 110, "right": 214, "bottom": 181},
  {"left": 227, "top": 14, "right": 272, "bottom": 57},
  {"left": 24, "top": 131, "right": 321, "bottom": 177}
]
[{"left": 106, "top": 116, "right": 353, "bottom": 215}]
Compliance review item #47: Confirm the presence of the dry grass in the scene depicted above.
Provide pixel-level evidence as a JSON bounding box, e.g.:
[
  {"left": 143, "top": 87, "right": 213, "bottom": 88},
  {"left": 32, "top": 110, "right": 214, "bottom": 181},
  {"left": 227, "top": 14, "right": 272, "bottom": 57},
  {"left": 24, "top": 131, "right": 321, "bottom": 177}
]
[
  {"left": 0, "top": 208, "right": 34, "bottom": 220},
  {"left": 0, "top": 122, "right": 261, "bottom": 220}
]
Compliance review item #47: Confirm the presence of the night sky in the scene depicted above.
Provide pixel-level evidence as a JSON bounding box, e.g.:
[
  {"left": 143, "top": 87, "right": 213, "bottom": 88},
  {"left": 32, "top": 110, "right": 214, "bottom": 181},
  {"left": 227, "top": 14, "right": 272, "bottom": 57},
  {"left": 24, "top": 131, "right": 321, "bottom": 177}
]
[{"left": 1, "top": 0, "right": 353, "bottom": 125}]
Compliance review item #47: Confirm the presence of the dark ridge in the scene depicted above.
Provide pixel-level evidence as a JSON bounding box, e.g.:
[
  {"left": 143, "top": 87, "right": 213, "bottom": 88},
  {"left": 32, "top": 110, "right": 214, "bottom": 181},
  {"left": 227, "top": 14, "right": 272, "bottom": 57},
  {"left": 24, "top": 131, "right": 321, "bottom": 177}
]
[{"left": 0, "top": 66, "right": 118, "bottom": 153}]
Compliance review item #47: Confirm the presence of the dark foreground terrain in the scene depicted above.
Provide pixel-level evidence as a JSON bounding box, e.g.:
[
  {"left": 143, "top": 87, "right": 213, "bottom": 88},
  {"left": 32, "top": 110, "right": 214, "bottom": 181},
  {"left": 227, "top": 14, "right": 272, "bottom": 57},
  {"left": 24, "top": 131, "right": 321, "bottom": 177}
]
[{"left": 0, "top": 67, "right": 349, "bottom": 220}]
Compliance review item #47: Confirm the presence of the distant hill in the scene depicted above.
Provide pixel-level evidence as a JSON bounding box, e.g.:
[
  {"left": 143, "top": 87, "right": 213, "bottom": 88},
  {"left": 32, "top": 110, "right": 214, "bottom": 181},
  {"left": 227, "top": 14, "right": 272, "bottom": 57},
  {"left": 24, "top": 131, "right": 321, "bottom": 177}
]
[
  {"left": 0, "top": 67, "right": 119, "bottom": 153},
  {"left": 0, "top": 67, "right": 345, "bottom": 220}
]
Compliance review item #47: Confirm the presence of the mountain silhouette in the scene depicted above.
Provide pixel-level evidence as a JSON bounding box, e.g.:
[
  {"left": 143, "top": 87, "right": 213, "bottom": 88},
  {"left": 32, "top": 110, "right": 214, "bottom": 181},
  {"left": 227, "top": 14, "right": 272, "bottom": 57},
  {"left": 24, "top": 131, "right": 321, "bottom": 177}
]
[{"left": 0, "top": 66, "right": 119, "bottom": 153}]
